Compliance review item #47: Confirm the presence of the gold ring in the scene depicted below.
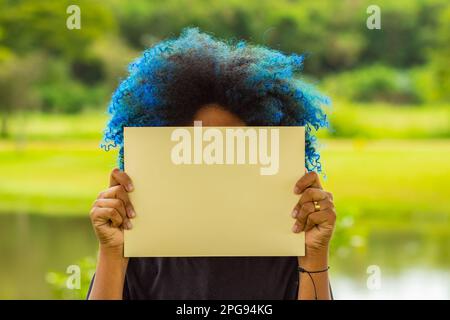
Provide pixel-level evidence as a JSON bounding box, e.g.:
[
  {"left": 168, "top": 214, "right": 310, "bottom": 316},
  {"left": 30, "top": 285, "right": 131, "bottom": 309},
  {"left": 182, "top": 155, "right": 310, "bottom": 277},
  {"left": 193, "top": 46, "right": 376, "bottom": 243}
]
[{"left": 314, "top": 201, "right": 320, "bottom": 212}]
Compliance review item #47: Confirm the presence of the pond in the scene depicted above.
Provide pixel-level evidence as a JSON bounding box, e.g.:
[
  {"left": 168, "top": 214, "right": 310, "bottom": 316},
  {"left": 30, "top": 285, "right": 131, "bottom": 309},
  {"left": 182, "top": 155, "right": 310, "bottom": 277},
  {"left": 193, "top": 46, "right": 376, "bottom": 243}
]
[{"left": 0, "top": 214, "right": 448, "bottom": 299}]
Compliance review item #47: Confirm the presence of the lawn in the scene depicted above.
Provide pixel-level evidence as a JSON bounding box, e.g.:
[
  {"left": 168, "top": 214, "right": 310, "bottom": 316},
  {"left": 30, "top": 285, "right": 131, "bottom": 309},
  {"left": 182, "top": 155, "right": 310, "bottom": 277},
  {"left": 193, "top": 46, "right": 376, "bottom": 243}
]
[
  {"left": 319, "top": 102, "right": 450, "bottom": 139},
  {"left": 1, "top": 106, "right": 449, "bottom": 226}
]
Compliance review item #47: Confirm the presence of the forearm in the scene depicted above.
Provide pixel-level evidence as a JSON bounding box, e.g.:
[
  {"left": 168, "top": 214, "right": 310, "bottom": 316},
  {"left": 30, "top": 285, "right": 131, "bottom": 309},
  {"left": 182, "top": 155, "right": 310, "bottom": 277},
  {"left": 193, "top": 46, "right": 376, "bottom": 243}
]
[
  {"left": 297, "top": 251, "right": 331, "bottom": 300},
  {"left": 88, "top": 247, "right": 129, "bottom": 300}
]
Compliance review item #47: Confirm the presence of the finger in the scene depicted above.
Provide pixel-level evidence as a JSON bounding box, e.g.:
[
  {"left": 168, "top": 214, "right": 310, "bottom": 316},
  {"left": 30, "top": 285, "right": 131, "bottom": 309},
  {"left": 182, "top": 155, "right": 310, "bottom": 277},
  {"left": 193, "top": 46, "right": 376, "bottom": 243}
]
[
  {"left": 305, "top": 208, "right": 336, "bottom": 231},
  {"left": 110, "top": 168, "right": 134, "bottom": 192},
  {"left": 292, "top": 202, "right": 314, "bottom": 232},
  {"left": 291, "top": 188, "right": 333, "bottom": 218},
  {"left": 99, "top": 185, "right": 136, "bottom": 218},
  {"left": 298, "top": 187, "right": 328, "bottom": 206},
  {"left": 93, "top": 198, "right": 132, "bottom": 229},
  {"left": 292, "top": 209, "right": 336, "bottom": 233},
  {"left": 90, "top": 207, "right": 124, "bottom": 229},
  {"left": 294, "top": 171, "right": 322, "bottom": 194},
  {"left": 293, "top": 198, "right": 334, "bottom": 231},
  {"left": 305, "top": 211, "right": 330, "bottom": 231}
]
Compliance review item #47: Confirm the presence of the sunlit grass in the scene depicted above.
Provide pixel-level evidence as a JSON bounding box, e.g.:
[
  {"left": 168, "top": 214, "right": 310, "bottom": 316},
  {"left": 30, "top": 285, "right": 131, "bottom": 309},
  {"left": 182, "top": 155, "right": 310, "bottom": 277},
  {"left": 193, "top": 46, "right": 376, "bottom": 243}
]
[
  {"left": 5, "top": 103, "right": 450, "bottom": 141},
  {"left": 319, "top": 102, "right": 450, "bottom": 139},
  {"left": 1, "top": 137, "right": 449, "bottom": 221},
  {"left": 0, "top": 140, "right": 117, "bottom": 215},
  {"left": 5, "top": 111, "right": 108, "bottom": 141},
  {"left": 321, "top": 139, "right": 450, "bottom": 227},
  {"left": 1, "top": 108, "right": 449, "bottom": 224}
]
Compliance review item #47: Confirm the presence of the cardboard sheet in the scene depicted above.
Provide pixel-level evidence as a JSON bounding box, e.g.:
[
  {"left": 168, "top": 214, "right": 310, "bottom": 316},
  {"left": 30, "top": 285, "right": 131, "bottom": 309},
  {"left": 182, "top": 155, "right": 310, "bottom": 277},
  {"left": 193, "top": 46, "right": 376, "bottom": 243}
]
[{"left": 124, "top": 126, "right": 305, "bottom": 257}]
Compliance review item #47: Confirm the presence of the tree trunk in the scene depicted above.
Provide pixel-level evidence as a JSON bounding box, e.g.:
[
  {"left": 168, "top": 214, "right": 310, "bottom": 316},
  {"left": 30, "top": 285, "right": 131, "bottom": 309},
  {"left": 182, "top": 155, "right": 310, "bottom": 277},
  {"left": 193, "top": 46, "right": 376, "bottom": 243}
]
[{"left": 1, "top": 113, "right": 8, "bottom": 138}]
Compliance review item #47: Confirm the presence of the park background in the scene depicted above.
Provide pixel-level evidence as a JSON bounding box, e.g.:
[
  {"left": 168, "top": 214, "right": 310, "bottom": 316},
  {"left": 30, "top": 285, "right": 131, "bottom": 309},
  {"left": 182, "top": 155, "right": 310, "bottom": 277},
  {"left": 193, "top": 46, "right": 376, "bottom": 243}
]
[{"left": 0, "top": 0, "right": 448, "bottom": 299}]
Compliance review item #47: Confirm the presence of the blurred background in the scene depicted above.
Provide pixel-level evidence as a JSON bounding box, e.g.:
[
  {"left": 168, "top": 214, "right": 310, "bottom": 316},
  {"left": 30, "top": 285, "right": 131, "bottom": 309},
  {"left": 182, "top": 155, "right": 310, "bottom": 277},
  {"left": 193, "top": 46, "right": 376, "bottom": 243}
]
[{"left": 0, "top": 0, "right": 449, "bottom": 299}]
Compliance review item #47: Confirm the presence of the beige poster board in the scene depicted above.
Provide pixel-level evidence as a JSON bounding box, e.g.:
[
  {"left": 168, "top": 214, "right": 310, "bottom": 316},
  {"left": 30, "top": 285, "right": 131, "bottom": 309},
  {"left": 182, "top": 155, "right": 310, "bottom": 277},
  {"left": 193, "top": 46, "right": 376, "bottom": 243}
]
[{"left": 124, "top": 126, "right": 305, "bottom": 257}]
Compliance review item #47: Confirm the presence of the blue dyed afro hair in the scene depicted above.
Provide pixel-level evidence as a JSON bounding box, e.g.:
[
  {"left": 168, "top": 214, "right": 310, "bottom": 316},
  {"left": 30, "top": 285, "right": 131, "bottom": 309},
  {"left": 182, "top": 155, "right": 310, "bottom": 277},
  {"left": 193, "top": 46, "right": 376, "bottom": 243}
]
[{"left": 102, "top": 28, "right": 329, "bottom": 172}]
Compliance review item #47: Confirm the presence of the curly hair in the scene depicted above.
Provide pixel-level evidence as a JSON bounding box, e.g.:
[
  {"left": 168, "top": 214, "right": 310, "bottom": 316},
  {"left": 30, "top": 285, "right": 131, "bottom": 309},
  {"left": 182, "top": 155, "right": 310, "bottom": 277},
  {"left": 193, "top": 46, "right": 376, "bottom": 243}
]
[{"left": 101, "top": 28, "right": 329, "bottom": 172}]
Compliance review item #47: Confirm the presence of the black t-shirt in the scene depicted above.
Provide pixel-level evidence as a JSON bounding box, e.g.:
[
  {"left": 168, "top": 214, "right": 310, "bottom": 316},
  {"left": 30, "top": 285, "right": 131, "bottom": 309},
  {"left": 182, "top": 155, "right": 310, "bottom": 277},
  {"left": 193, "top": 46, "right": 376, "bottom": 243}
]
[{"left": 88, "top": 256, "right": 299, "bottom": 299}]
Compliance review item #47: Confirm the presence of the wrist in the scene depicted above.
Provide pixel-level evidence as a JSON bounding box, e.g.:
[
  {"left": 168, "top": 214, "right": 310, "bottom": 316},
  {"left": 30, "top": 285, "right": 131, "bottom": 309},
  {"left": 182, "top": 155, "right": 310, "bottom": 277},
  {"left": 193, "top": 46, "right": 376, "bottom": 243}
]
[
  {"left": 298, "top": 247, "right": 329, "bottom": 270},
  {"left": 99, "top": 245, "right": 129, "bottom": 268},
  {"left": 90, "top": 245, "right": 128, "bottom": 300}
]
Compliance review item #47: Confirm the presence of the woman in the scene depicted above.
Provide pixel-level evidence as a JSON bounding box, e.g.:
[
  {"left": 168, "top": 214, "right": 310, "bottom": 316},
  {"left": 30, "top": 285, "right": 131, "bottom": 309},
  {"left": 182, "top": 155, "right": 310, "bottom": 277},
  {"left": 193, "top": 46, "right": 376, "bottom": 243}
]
[{"left": 88, "top": 28, "right": 336, "bottom": 300}]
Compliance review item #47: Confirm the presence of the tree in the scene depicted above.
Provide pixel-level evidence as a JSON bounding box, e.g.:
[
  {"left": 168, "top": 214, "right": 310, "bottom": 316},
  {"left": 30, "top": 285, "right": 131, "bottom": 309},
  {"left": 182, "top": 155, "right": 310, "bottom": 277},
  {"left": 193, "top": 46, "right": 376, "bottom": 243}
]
[
  {"left": 0, "top": 0, "right": 116, "bottom": 59},
  {"left": 0, "top": 54, "right": 43, "bottom": 137}
]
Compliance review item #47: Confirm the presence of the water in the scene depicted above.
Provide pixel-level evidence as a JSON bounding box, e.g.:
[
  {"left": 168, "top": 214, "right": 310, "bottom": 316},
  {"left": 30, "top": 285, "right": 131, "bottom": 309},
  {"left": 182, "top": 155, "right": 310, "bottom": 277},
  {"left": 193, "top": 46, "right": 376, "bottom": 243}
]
[
  {"left": 0, "top": 214, "right": 97, "bottom": 299},
  {"left": 0, "top": 214, "right": 448, "bottom": 299}
]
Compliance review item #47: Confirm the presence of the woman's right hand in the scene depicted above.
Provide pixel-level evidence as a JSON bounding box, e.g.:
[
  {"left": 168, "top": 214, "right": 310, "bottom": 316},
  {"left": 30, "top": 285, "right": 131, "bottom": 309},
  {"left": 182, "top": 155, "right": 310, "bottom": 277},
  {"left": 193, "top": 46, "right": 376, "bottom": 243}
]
[{"left": 89, "top": 168, "right": 136, "bottom": 254}]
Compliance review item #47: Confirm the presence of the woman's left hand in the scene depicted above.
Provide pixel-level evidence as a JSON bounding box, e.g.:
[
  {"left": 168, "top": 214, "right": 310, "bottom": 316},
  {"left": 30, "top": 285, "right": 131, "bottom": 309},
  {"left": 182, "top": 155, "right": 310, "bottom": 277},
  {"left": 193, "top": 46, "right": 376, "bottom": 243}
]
[{"left": 291, "top": 171, "right": 336, "bottom": 258}]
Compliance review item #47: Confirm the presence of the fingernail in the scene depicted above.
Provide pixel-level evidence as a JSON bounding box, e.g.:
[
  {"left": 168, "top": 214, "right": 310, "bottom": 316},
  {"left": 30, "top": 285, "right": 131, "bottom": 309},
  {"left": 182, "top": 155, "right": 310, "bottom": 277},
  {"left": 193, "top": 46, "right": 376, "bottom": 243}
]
[
  {"left": 127, "top": 184, "right": 134, "bottom": 192},
  {"left": 292, "top": 224, "right": 300, "bottom": 233},
  {"left": 127, "top": 221, "right": 133, "bottom": 229},
  {"left": 129, "top": 209, "right": 136, "bottom": 218},
  {"left": 294, "top": 186, "right": 300, "bottom": 194},
  {"left": 291, "top": 209, "right": 298, "bottom": 218}
]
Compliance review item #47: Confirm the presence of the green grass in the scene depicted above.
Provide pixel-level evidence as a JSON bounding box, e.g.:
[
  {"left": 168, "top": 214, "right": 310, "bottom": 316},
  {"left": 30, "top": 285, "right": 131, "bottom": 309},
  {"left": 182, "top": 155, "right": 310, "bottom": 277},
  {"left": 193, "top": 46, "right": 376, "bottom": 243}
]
[
  {"left": 1, "top": 107, "right": 449, "bottom": 224},
  {"left": 321, "top": 140, "right": 450, "bottom": 228},
  {"left": 0, "top": 140, "right": 117, "bottom": 215},
  {"left": 319, "top": 102, "right": 450, "bottom": 139},
  {"left": 1, "top": 138, "right": 449, "bottom": 221},
  {"left": 5, "top": 103, "right": 450, "bottom": 141},
  {"left": 5, "top": 111, "right": 108, "bottom": 141}
]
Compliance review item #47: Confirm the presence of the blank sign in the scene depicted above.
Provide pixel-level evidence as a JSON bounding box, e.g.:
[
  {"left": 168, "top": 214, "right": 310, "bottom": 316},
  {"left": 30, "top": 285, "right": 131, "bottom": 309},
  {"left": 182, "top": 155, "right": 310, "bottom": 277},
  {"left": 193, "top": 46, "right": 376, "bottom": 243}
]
[{"left": 124, "top": 126, "right": 305, "bottom": 257}]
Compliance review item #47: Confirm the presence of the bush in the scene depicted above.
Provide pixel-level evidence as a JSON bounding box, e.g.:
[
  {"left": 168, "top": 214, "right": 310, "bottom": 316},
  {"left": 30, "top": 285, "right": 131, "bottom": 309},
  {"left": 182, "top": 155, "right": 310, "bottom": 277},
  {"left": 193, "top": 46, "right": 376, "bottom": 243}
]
[
  {"left": 39, "top": 81, "right": 107, "bottom": 113},
  {"left": 321, "top": 102, "right": 450, "bottom": 139},
  {"left": 323, "top": 65, "right": 421, "bottom": 104},
  {"left": 37, "top": 59, "right": 107, "bottom": 113}
]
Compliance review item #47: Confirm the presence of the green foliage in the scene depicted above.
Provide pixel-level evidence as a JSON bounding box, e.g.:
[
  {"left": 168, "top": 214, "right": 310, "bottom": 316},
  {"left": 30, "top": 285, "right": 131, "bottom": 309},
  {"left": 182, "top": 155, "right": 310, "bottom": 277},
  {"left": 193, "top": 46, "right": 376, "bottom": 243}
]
[
  {"left": 39, "top": 82, "right": 107, "bottom": 114},
  {"left": 32, "top": 57, "right": 108, "bottom": 113},
  {"left": 323, "top": 65, "right": 421, "bottom": 104},
  {"left": 110, "top": 0, "right": 449, "bottom": 74},
  {"left": 0, "top": 0, "right": 449, "bottom": 115},
  {"left": 88, "top": 36, "right": 139, "bottom": 88},
  {"left": 323, "top": 103, "right": 450, "bottom": 139},
  {"left": 0, "top": 53, "right": 44, "bottom": 136},
  {"left": 0, "top": 0, "right": 118, "bottom": 117},
  {"left": 0, "top": 0, "right": 115, "bottom": 58},
  {"left": 0, "top": 54, "right": 43, "bottom": 112},
  {"left": 428, "top": 5, "right": 450, "bottom": 102}
]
